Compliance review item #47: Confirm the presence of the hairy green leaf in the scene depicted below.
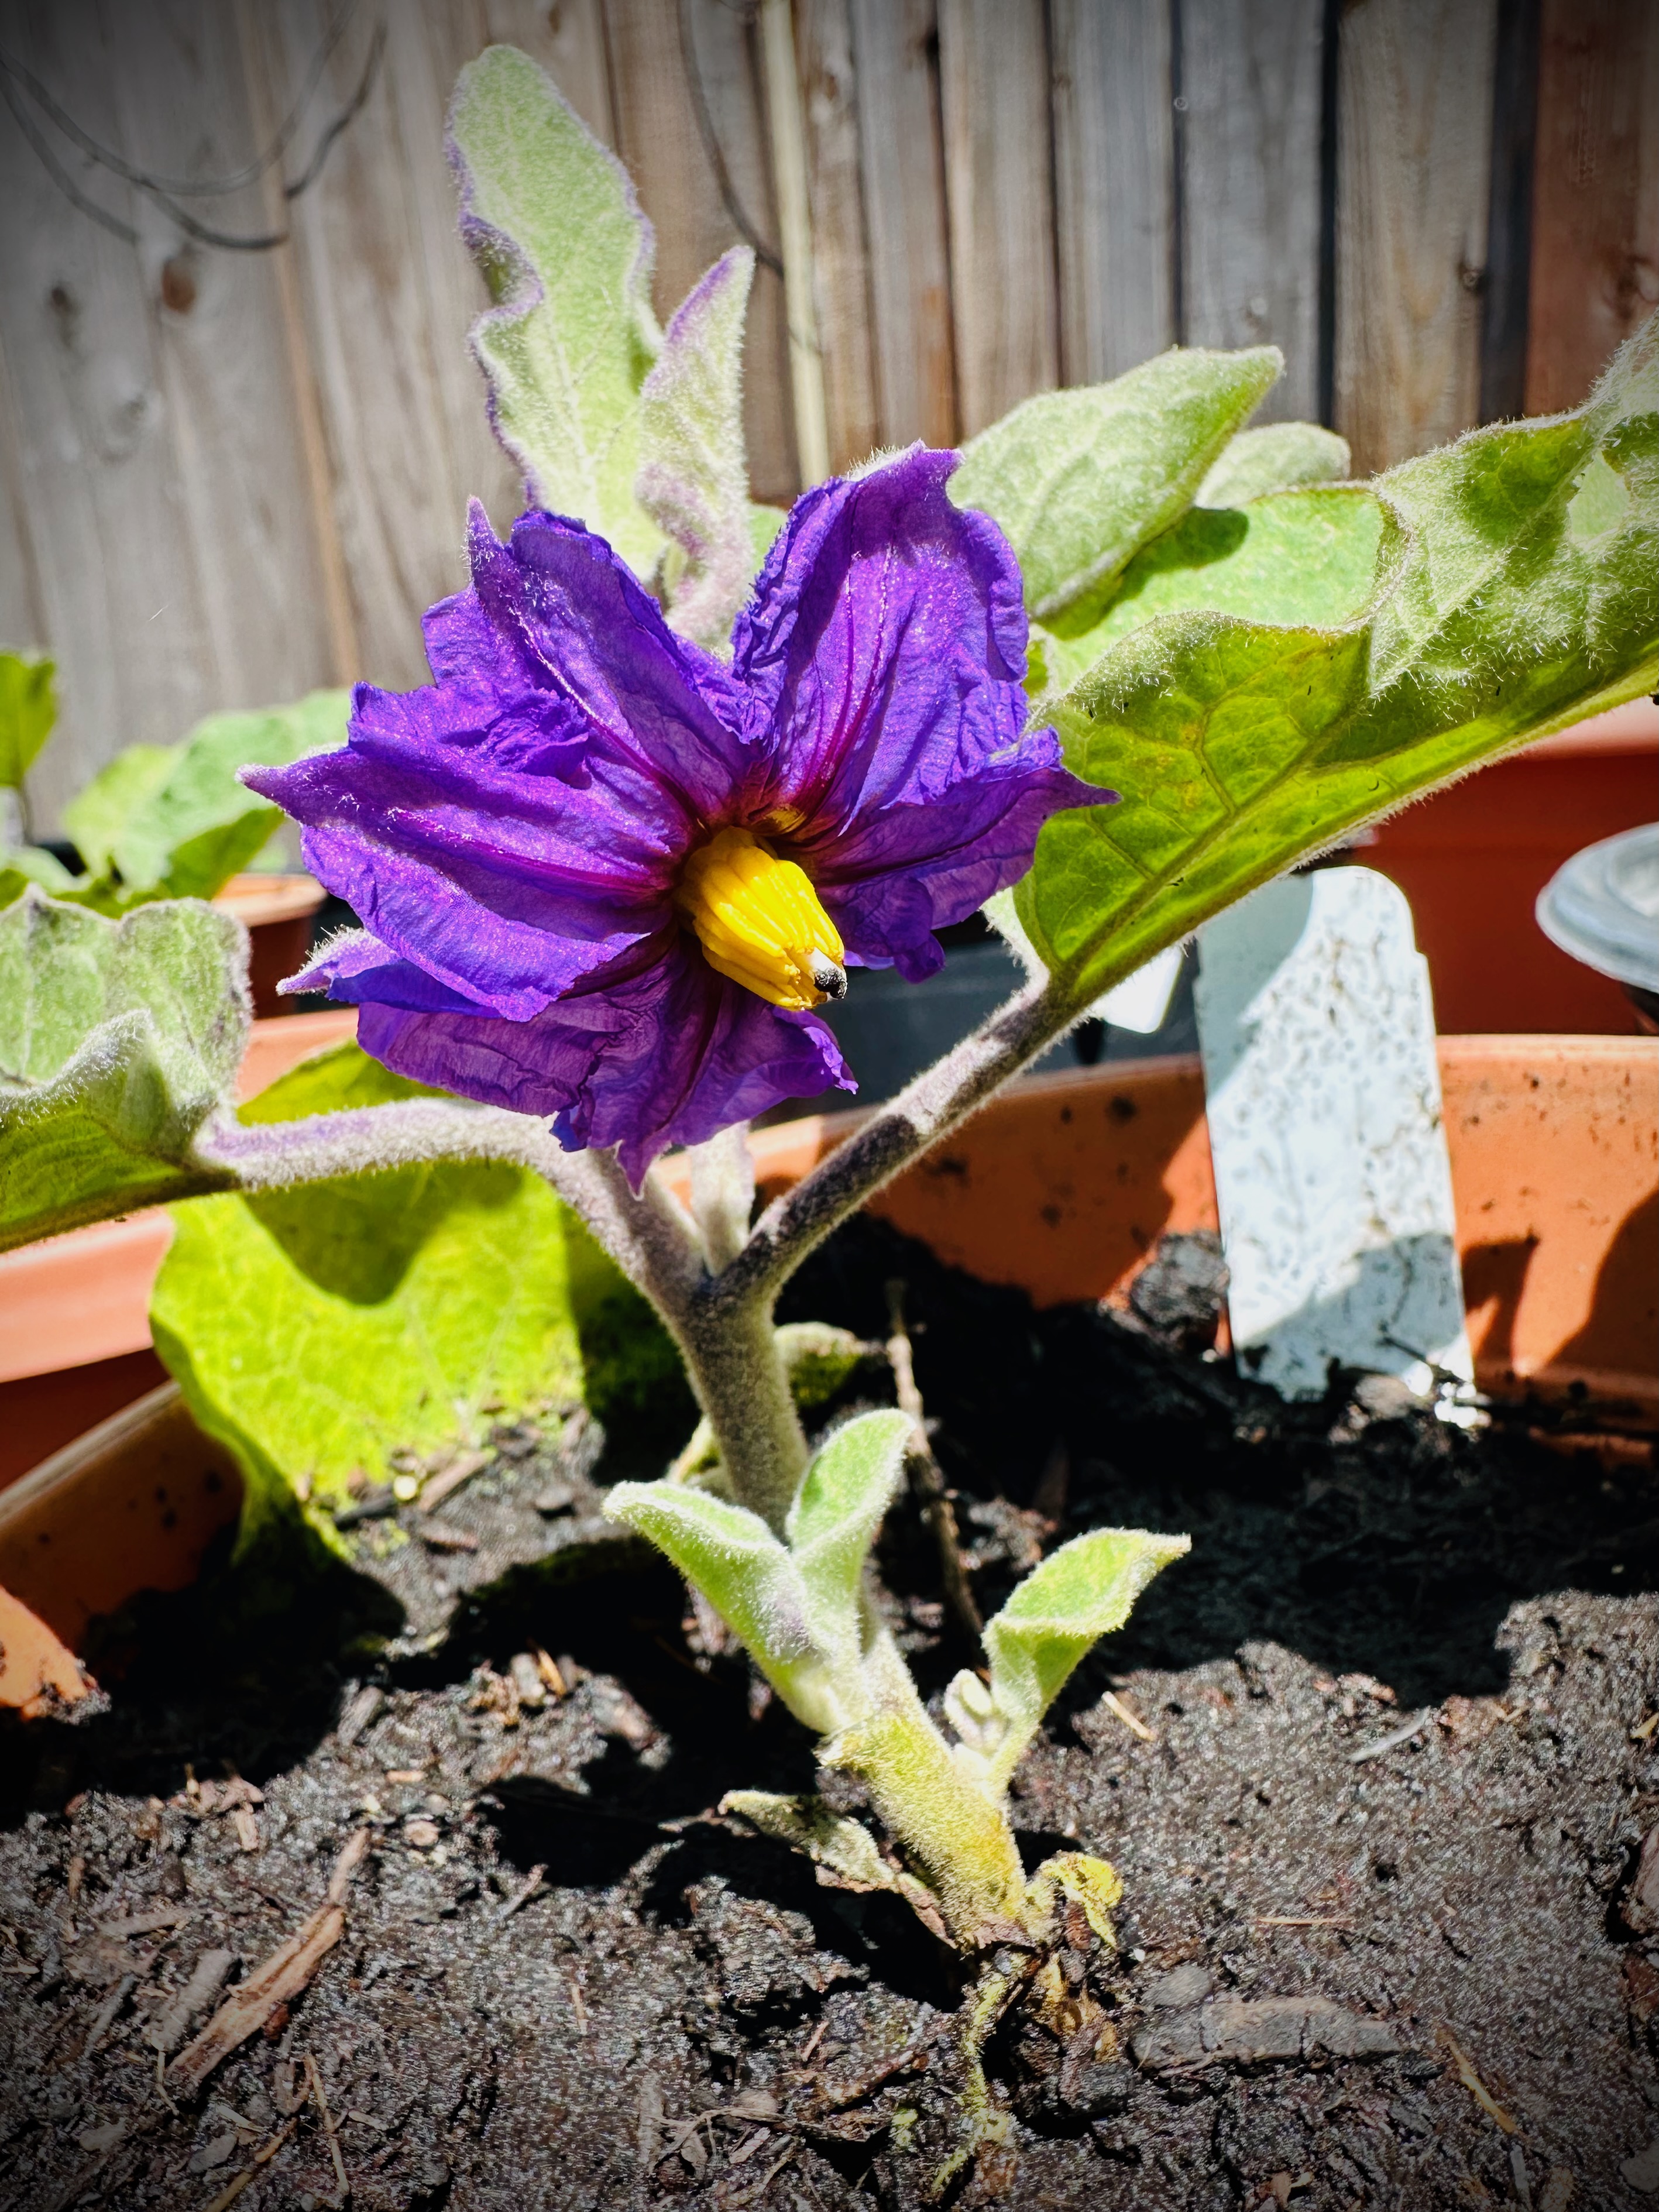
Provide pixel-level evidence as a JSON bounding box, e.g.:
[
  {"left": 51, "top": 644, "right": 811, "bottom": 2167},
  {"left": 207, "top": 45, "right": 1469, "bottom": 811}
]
[
  {"left": 449, "top": 45, "right": 664, "bottom": 576},
  {"left": 982, "top": 1528, "right": 1189, "bottom": 1782},
  {"left": 786, "top": 1409, "right": 911, "bottom": 1661},
  {"left": 1019, "top": 320, "right": 1659, "bottom": 1003},
  {"left": 1035, "top": 486, "right": 1391, "bottom": 694},
  {"left": 1197, "top": 421, "right": 1351, "bottom": 507},
  {"left": 0, "top": 889, "right": 246, "bottom": 1252},
  {"left": 152, "top": 1040, "right": 655, "bottom": 1544},
  {"left": 606, "top": 1478, "right": 841, "bottom": 1726},
  {"left": 638, "top": 246, "right": 757, "bottom": 651},
  {"left": 0, "top": 649, "right": 56, "bottom": 791},
  {"left": 950, "top": 346, "right": 1281, "bottom": 624},
  {"left": 721, "top": 1791, "right": 911, "bottom": 1897},
  {"left": 61, "top": 692, "right": 346, "bottom": 911}
]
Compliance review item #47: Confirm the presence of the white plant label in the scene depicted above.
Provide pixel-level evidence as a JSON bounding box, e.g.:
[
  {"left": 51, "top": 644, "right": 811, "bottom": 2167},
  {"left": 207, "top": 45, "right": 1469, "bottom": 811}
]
[{"left": 1194, "top": 867, "right": 1473, "bottom": 1402}]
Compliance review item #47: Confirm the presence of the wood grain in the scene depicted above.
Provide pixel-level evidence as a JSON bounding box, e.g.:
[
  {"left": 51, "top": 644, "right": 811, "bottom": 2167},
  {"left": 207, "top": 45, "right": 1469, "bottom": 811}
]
[
  {"left": 604, "top": 0, "right": 796, "bottom": 504},
  {"left": 795, "top": 0, "right": 878, "bottom": 471},
  {"left": 1050, "top": 0, "right": 1176, "bottom": 387},
  {"left": 1526, "top": 0, "right": 1659, "bottom": 414},
  {"left": 1179, "top": 0, "right": 1326, "bottom": 421},
  {"left": 936, "top": 0, "right": 1057, "bottom": 437},
  {"left": 1335, "top": 0, "right": 1497, "bottom": 473},
  {"left": 0, "top": 0, "right": 333, "bottom": 828},
  {"left": 847, "top": 0, "right": 956, "bottom": 446}
]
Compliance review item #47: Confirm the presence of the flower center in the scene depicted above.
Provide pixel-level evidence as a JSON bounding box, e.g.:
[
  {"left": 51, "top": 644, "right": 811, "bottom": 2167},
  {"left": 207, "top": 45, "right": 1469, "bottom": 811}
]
[{"left": 675, "top": 826, "right": 847, "bottom": 1012}]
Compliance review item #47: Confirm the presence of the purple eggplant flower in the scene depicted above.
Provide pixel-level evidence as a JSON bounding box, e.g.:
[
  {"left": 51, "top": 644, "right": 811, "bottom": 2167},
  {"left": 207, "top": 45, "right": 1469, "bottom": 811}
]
[{"left": 246, "top": 447, "right": 1106, "bottom": 1185}]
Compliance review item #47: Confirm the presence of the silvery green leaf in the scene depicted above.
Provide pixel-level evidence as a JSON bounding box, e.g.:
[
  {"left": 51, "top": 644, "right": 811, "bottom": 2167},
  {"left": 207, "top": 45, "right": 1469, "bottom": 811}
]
[
  {"left": 448, "top": 45, "right": 664, "bottom": 576},
  {"left": 637, "top": 246, "right": 757, "bottom": 652},
  {"left": 0, "top": 889, "right": 246, "bottom": 1251},
  {"left": 950, "top": 346, "right": 1281, "bottom": 624},
  {"left": 785, "top": 1408, "right": 911, "bottom": 1662},
  {"left": 607, "top": 1478, "right": 844, "bottom": 1729},
  {"left": 1018, "top": 318, "right": 1659, "bottom": 1008},
  {"left": 0, "top": 649, "right": 56, "bottom": 791},
  {"left": 1197, "top": 421, "right": 1351, "bottom": 507},
  {"left": 981, "top": 1527, "right": 1189, "bottom": 1788}
]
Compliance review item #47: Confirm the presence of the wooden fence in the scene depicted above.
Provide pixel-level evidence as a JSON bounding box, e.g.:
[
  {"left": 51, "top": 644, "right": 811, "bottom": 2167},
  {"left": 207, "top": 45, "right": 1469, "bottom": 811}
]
[{"left": 1, "top": 0, "right": 1654, "bottom": 832}]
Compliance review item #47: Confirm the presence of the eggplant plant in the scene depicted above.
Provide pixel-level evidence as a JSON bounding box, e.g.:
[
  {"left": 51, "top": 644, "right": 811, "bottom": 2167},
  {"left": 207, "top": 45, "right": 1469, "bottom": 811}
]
[{"left": 2, "top": 44, "right": 1653, "bottom": 2194}]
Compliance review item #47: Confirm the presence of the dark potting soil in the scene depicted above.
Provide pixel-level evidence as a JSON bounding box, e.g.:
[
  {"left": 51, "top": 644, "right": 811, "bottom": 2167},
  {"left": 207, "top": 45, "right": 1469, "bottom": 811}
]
[{"left": 3, "top": 1216, "right": 1658, "bottom": 2211}]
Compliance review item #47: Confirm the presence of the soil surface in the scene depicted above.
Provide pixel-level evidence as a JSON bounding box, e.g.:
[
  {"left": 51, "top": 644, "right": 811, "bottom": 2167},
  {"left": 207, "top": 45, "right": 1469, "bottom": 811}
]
[{"left": 3, "top": 1217, "right": 1658, "bottom": 2211}]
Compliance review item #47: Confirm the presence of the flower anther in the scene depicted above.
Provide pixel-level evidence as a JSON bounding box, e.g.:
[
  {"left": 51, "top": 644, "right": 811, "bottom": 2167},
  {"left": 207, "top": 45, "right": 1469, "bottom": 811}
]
[{"left": 676, "top": 827, "right": 847, "bottom": 1011}]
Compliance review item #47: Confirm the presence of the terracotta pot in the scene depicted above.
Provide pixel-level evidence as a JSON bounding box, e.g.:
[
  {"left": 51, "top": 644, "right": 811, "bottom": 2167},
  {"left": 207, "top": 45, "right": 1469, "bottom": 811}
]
[
  {"left": 0, "top": 1007, "right": 359, "bottom": 1486},
  {"left": 212, "top": 871, "right": 325, "bottom": 1018},
  {"left": 1365, "top": 702, "right": 1657, "bottom": 1035},
  {"left": 1, "top": 1036, "right": 1651, "bottom": 1695}
]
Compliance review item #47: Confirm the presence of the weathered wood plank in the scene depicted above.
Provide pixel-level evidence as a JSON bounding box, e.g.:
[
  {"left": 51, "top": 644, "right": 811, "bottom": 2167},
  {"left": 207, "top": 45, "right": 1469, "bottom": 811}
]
[
  {"left": 795, "top": 0, "right": 878, "bottom": 471},
  {"left": 604, "top": 0, "right": 797, "bottom": 504},
  {"left": 1179, "top": 0, "right": 1325, "bottom": 421},
  {"left": 1525, "top": 0, "right": 1659, "bottom": 414},
  {"left": 1050, "top": 0, "right": 1176, "bottom": 386},
  {"left": 1478, "top": 0, "right": 1541, "bottom": 424},
  {"left": 847, "top": 0, "right": 956, "bottom": 448},
  {"left": 936, "top": 0, "right": 1057, "bottom": 437},
  {"left": 1335, "top": 0, "right": 1497, "bottom": 473},
  {"left": 0, "top": 0, "right": 332, "bottom": 827},
  {"left": 246, "top": 1, "right": 524, "bottom": 691}
]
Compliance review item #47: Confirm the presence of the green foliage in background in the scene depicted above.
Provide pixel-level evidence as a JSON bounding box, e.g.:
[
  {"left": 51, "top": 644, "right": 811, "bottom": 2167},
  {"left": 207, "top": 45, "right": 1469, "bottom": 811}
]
[{"left": 0, "top": 689, "right": 348, "bottom": 918}]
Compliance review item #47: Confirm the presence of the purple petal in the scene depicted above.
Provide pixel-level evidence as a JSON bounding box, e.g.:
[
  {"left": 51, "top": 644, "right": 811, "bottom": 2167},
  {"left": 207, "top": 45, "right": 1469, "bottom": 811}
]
[
  {"left": 818, "top": 732, "right": 1107, "bottom": 977},
  {"left": 731, "top": 448, "right": 1032, "bottom": 831},
  {"left": 475, "top": 505, "right": 757, "bottom": 819},
  {"left": 359, "top": 935, "right": 854, "bottom": 1188},
  {"left": 281, "top": 928, "right": 487, "bottom": 1014}
]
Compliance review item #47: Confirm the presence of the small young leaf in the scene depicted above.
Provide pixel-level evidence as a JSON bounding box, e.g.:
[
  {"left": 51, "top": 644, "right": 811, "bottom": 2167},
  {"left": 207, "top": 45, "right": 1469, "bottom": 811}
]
[
  {"left": 981, "top": 1527, "right": 1190, "bottom": 1786},
  {"left": 0, "top": 890, "right": 246, "bottom": 1251},
  {"left": 1018, "top": 318, "right": 1659, "bottom": 1006},
  {"left": 1197, "top": 421, "right": 1351, "bottom": 507},
  {"left": 606, "top": 1479, "right": 840, "bottom": 1726},
  {"left": 637, "top": 247, "right": 757, "bottom": 652},
  {"left": 0, "top": 650, "right": 57, "bottom": 791},
  {"left": 950, "top": 346, "right": 1282, "bottom": 624},
  {"left": 152, "top": 1040, "right": 647, "bottom": 1545},
  {"left": 448, "top": 45, "right": 664, "bottom": 576},
  {"left": 785, "top": 1408, "right": 911, "bottom": 1660},
  {"left": 721, "top": 1791, "right": 899, "bottom": 1891}
]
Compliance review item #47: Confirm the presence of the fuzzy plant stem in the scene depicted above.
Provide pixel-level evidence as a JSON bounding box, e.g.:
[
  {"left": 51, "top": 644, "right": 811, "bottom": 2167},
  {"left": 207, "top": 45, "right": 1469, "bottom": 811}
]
[{"left": 717, "top": 970, "right": 1078, "bottom": 1310}]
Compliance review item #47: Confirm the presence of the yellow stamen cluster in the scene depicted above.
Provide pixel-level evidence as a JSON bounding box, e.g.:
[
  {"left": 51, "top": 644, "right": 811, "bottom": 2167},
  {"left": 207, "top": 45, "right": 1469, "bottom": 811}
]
[{"left": 676, "top": 826, "right": 847, "bottom": 1011}]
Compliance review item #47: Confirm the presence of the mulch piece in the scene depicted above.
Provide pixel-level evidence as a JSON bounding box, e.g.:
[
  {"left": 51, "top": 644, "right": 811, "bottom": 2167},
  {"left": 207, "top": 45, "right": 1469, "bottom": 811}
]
[{"left": 2, "top": 1214, "right": 1655, "bottom": 2208}]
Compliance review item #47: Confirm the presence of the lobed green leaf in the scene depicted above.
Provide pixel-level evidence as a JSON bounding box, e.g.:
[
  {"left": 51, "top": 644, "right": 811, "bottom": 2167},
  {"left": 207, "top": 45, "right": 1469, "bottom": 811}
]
[
  {"left": 1017, "top": 318, "right": 1659, "bottom": 1004},
  {"left": 950, "top": 346, "right": 1282, "bottom": 625},
  {"left": 0, "top": 890, "right": 246, "bottom": 1251},
  {"left": 449, "top": 45, "right": 664, "bottom": 576}
]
